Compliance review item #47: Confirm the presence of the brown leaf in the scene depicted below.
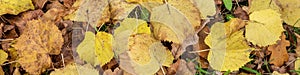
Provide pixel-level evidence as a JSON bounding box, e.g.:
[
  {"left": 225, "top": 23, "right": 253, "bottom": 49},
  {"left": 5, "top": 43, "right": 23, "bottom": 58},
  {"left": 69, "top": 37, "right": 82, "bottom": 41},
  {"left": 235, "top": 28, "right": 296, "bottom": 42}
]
[
  {"left": 13, "top": 19, "right": 64, "bottom": 74},
  {"left": 32, "top": 0, "right": 47, "bottom": 9},
  {"left": 267, "top": 33, "right": 290, "bottom": 67},
  {"left": 110, "top": 0, "right": 137, "bottom": 24},
  {"left": 63, "top": 0, "right": 76, "bottom": 8},
  {"left": 175, "top": 59, "right": 196, "bottom": 75},
  {"left": 5, "top": 10, "right": 44, "bottom": 34},
  {"left": 103, "top": 68, "right": 123, "bottom": 75}
]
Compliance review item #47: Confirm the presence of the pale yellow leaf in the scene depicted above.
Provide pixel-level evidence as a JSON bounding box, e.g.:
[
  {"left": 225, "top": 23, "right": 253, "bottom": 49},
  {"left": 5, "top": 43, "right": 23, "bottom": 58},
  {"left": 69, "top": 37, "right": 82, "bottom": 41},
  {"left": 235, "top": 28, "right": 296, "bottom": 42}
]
[
  {"left": 205, "top": 22, "right": 253, "bottom": 71},
  {"left": 190, "top": 0, "right": 216, "bottom": 18},
  {"left": 50, "top": 63, "right": 99, "bottom": 75},
  {"left": 76, "top": 31, "right": 97, "bottom": 66},
  {"left": 295, "top": 58, "right": 300, "bottom": 70},
  {"left": 271, "top": 71, "right": 289, "bottom": 75},
  {"left": 0, "top": 0, "right": 34, "bottom": 15},
  {"left": 246, "top": 9, "right": 284, "bottom": 46},
  {"left": 249, "top": 0, "right": 280, "bottom": 13},
  {"left": 276, "top": 0, "right": 300, "bottom": 27}
]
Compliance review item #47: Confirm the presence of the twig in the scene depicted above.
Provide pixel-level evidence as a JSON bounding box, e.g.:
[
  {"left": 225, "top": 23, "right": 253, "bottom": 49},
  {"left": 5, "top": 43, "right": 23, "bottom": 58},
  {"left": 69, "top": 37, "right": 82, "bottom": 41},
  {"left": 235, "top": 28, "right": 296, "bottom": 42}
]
[
  {"left": 189, "top": 49, "right": 210, "bottom": 53},
  {"left": 0, "top": 39, "right": 14, "bottom": 41},
  {"left": 1, "top": 61, "right": 17, "bottom": 66},
  {"left": 161, "top": 66, "right": 166, "bottom": 75},
  {"left": 61, "top": 53, "right": 65, "bottom": 67}
]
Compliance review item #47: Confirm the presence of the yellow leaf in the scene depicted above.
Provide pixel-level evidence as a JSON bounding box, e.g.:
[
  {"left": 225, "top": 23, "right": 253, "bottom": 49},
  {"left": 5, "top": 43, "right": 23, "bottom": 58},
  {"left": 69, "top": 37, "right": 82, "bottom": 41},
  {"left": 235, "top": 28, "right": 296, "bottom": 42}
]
[
  {"left": 50, "top": 63, "right": 99, "bottom": 75},
  {"left": 126, "top": 0, "right": 163, "bottom": 3},
  {"left": 151, "top": 4, "right": 197, "bottom": 44},
  {"left": 95, "top": 32, "right": 114, "bottom": 67},
  {"left": 162, "top": 50, "right": 174, "bottom": 67},
  {"left": 77, "top": 31, "right": 114, "bottom": 66},
  {"left": 113, "top": 18, "right": 151, "bottom": 55},
  {"left": 110, "top": 0, "right": 138, "bottom": 24},
  {"left": 0, "top": 67, "right": 4, "bottom": 75},
  {"left": 246, "top": 9, "right": 284, "bottom": 46},
  {"left": 276, "top": 0, "right": 300, "bottom": 27},
  {"left": 0, "top": 50, "right": 8, "bottom": 64},
  {"left": 205, "top": 22, "right": 253, "bottom": 71},
  {"left": 0, "top": 0, "right": 34, "bottom": 15},
  {"left": 249, "top": 0, "right": 280, "bottom": 13},
  {"left": 295, "top": 58, "right": 300, "bottom": 70},
  {"left": 64, "top": 0, "right": 110, "bottom": 27},
  {"left": 13, "top": 19, "right": 63, "bottom": 75},
  {"left": 120, "top": 34, "right": 171, "bottom": 75},
  {"left": 168, "top": 0, "right": 202, "bottom": 28},
  {"left": 190, "top": 0, "right": 216, "bottom": 18},
  {"left": 76, "top": 31, "right": 97, "bottom": 66},
  {"left": 271, "top": 71, "right": 289, "bottom": 75}
]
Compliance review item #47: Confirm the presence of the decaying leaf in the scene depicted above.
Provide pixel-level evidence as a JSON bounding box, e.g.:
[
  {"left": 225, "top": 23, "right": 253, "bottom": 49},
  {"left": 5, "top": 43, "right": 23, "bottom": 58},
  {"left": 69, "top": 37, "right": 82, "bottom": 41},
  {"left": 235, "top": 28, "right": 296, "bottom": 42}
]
[
  {"left": 77, "top": 31, "right": 114, "bottom": 66},
  {"left": 113, "top": 18, "right": 151, "bottom": 55},
  {"left": 0, "top": 0, "right": 35, "bottom": 15},
  {"left": 50, "top": 63, "right": 99, "bottom": 75},
  {"left": 190, "top": 0, "right": 216, "bottom": 18},
  {"left": 267, "top": 33, "right": 289, "bottom": 67},
  {"left": 13, "top": 19, "right": 64, "bottom": 75},
  {"left": 205, "top": 22, "right": 253, "bottom": 71},
  {"left": 0, "top": 50, "right": 8, "bottom": 64},
  {"left": 65, "top": 0, "right": 110, "bottom": 27},
  {"left": 276, "top": 0, "right": 300, "bottom": 27},
  {"left": 175, "top": 59, "right": 196, "bottom": 75},
  {"left": 245, "top": 9, "right": 284, "bottom": 46}
]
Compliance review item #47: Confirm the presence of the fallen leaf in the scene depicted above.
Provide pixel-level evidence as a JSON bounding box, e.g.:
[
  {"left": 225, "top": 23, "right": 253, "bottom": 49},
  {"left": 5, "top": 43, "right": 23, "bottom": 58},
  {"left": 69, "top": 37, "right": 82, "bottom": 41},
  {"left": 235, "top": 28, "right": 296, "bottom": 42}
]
[
  {"left": 205, "top": 22, "right": 253, "bottom": 71},
  {"left": 77, "top": 31, "right": 114, "bottom": 66},
  {"left": 190, "top": 0, "right": 216, "bottom": 18},
  {"left": 245, "top": 9, "right": 284, "bottom": 46},
  {"left": 110, "top": 0, "right": 138, "bottom": 24},
  {"left": 295, "top": 58, "right": 300, "bottom": 70},
  {"left": 125, "top": 0, "right": 163, "bottom": 3},
  {"left": 276, "top": 0, "right": 300, "bottom": 27},
  {"left": 175, "top": 59, "right": 196, "bottom": 75},
  {"left": 13, "top": 19, "right": 64, "bottom": 75},
  {"left": 103, "top": 68, "right": 123, "bottom": 75},
  {"left": 0, "top": 0, "right": 35, "bottom": 15},
  {"left": 249, "top": 0, "right": 280, "bottom": 13},
  {"left": 272, "top": 71, "right": 289, "bottom": 75},
  {"left": 0, "top": 50, "right": 8, "bottom": 64},
  {"left": 120, "top": 34, "right": 169, "bottom": 75},
  {"left": 267, "top": 33, "right": 290, "bottom": 67},
  {"left": 50, "top": 63, "right": 99, "bottom": 75},
  {"left": 95, "top": 32, "right": 114, "bottom": 66},
  {"left": 113, "top": 18, "right": 151, "bottom": 55},
  {"left": 32, "top": 0, "right": 47, "bottom": 9},
  {"left": 168, "top": 0, "right": 202, "bottom": 28},
  {"left": 65, "top": 0, "right": 110, "bottom": 27}
]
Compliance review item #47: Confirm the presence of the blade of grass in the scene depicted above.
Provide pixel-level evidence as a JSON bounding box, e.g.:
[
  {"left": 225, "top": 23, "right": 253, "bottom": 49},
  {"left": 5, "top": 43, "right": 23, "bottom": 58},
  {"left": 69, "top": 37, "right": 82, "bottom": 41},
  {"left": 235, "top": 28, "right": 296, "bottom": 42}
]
[{"left": 241, "top": 66, "right": 261, "bottom": 75}]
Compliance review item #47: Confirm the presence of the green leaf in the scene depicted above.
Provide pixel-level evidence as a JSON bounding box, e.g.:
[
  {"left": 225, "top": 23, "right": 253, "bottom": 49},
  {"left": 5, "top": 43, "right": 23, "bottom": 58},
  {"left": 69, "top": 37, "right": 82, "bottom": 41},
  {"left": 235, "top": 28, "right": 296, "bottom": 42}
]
[{"left": 223, "top": 0, "right": 232, "bottom": 11}]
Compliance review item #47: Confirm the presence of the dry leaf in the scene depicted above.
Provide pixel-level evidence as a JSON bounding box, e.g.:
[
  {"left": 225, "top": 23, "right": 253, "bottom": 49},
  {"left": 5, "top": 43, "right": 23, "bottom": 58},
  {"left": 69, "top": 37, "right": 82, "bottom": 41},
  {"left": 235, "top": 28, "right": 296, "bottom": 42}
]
[
  {"left": 103, "top": 68, "right": 123, "bottom": 75},
  {"left": 272, "top": 71, "right": 289, "bottom": 75},
  {"left": 120, "top": 34, "right": 170, "bottom": 75},
  {"left": 13, "top": 19, "right": 64, "bottom": 75},
  {"left": 175, "top": 59, "right": 196, "bottom": 75},
  {"left": 276, "top": 0, "right": 300, "bottom": 27},
  {"left": 125, "top": 0, "right": 163, "bottom": 3},
  {"left": 245, "top": 9, "right": 284, "bottom": 46},
  {"left": 65, "top": 0, "right": 110, "bottom": 27},
  {"left": 295, "top": 33, "right": 300, "bottom": 56},
  {"left": 190, "top": 0, "right": 216, "bottom": 18},
  {"left": 76, "top": 31, "right": 114, "bottom": 66},
  {"left": 110, "top": 0, "right": 138, "bottom": 24},
  {"left": 0, "top": 0, "right": 34, "bottom": 15},
  {"left": 113, "top": 18, "right": 150, "bottom": 55},
  {"left": 168, "top": 0, "right": 202, "bottom": 28},
  {"left": 249, "top": 0, "right": 280, "bottom": 13},
  {"left": 50, "top": 63, "right": 99, "bottom": 75},
  {"left": 205, "top": 22, "right": 253, "bottom": 71},
  {"left": 295, "top": 58, "right": 300, "bottom": 70},
  {"left": 268, "top": 33, "right": 290, "bottom": 67},
  {"left": 0, "top": 67, "right": 4, "bottom": 75},
  {"left": 0, "top": 50, "right": 8, "bottom": 64},
  {"left": 32, "top": 0, "right": 47, "bottom": 9}
]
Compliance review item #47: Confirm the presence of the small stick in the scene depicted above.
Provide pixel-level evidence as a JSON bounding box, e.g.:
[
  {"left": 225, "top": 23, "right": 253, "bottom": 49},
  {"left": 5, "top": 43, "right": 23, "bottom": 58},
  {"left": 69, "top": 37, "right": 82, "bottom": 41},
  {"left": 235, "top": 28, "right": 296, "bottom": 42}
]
[
  {"left": 160, "top": 66, "right": 166, "bottom": 75},
  {"left": 189, "top": 49, "right": 210, "bottom": 53},
  {"left": 0, "top": 39, "right": 14, "bottom": 41},
  {"left": 61, "top": 53, "right": 65, "bottom": 67},
  {"left": 1, "top": 61, "right": 17, "bottom": 66}
]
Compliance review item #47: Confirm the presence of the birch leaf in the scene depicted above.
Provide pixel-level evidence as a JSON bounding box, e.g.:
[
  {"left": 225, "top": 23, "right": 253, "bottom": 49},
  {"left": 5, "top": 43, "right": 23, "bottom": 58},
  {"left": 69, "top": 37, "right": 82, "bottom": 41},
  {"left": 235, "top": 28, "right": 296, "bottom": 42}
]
[{"left": 245, "top": 9, "right": 284, "bottom": 46}]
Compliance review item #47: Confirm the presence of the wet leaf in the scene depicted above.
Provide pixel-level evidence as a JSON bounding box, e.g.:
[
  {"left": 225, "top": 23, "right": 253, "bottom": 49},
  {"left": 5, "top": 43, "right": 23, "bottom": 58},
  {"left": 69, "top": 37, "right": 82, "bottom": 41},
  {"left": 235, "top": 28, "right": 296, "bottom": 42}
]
[
  {"left": 245, "top": 9, "right": 284, "bottom": 46},
  {"left": 0, "top": 0, "right": 34, "bottom": 15},
  {"left": 205, "top": 22, "right": 253, "bottom": 71},
  {"left": 13, "top": 19, "right": 64, "bottom": 75},
  {"left": 267, "top": 33, "right": 289, "bottom": 67}
]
